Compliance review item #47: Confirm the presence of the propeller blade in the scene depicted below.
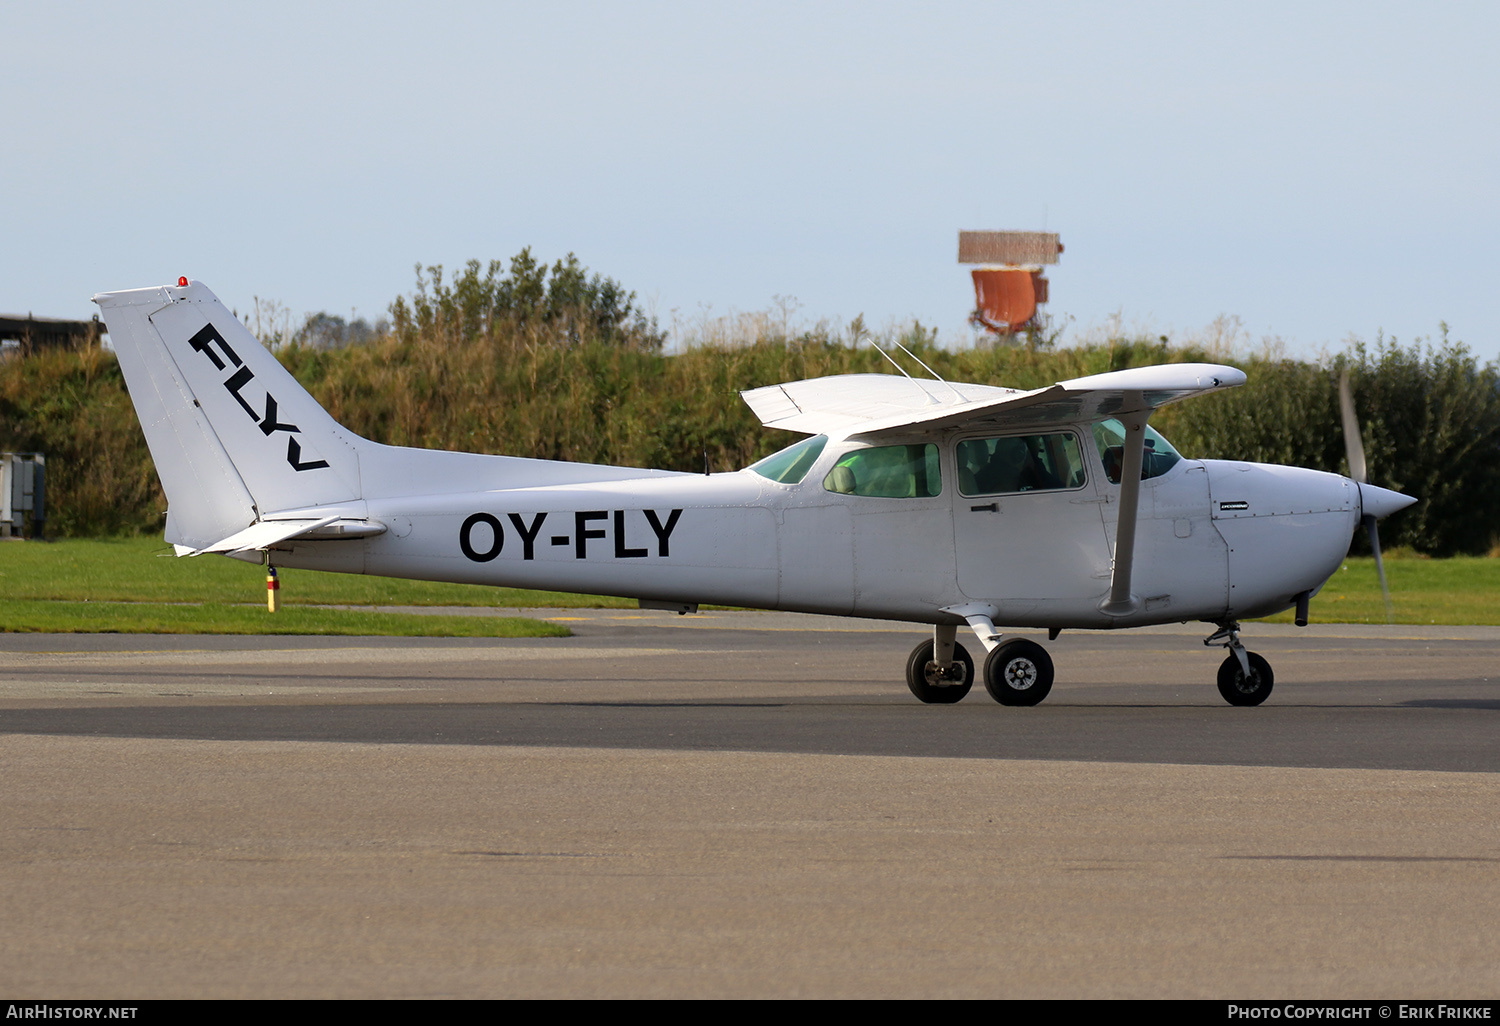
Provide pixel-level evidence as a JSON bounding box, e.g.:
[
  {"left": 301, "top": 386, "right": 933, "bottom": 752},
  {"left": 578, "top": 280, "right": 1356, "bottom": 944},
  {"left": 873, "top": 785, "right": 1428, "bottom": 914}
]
[
  {"left": 1343, "top": 369, "right": 1407, "bottom": 624},
  {"left": 1364, "top": 514, "right": 1394, "bottom": 624},
  {"left": 1338, "top": 369, "right": 1367, "bottom": 484}
]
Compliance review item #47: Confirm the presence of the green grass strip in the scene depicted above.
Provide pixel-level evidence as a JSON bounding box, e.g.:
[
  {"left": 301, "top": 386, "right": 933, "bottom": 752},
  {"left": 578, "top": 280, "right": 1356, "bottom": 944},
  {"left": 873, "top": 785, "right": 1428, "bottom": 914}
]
[
  {"left": 1253, "top": 555, "right": 1500, "bottom": 626},
  {"left": 4, "top": 539, "right": 1499, "bottom": 630},
  {"left": 0, "top": 537, "right": 634, "bottom": 607},
  {"left": 0, "top": 599, "right": 569, "bottom": 638}
]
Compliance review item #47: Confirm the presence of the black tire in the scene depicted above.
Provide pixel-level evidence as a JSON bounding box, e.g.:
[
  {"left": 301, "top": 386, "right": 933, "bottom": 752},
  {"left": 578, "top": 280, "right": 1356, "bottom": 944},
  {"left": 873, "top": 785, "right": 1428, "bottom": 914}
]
[
  {"left": 1217, "top": 652, "right": 1274, "bottom": 706},
  {"left": 983, "top": 639, "right": 1054, "bottom": 706},
  {"left": 905, "top": 639, "right": 974, "bottom": 704}
]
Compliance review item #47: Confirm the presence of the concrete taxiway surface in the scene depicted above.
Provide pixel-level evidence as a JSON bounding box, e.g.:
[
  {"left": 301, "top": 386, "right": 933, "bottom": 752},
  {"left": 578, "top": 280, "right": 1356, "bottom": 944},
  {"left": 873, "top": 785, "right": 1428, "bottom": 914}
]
[{"left": 3, "top": 611, "right": 1499, "bottom": 998}]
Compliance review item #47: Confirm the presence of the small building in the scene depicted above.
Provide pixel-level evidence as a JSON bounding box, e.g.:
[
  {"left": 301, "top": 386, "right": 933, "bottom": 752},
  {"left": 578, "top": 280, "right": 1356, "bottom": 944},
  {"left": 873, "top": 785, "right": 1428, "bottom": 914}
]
[
  {"left": 0, "top": 313, "right": 106, "bottom": 357},
  {"left": 1, "top": 452, "right": 45, "bottom": 539}
]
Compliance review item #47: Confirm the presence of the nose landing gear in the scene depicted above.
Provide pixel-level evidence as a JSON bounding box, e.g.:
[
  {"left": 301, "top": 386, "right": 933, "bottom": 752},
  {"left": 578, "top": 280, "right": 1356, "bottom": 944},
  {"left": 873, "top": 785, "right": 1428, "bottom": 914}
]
[
  {"left": 1205, "top": 621, "right": 1274, "bottom": 706},
  {"left": 1217, "top": 651, "right": 1274, "bottom": 706}
]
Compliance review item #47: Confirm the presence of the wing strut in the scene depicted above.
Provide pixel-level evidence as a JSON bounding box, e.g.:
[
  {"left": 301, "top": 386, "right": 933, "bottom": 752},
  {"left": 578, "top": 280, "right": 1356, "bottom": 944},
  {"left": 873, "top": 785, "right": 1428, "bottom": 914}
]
[{"left": 1099, "top": 404, "right": 1148, "bottom": 617}]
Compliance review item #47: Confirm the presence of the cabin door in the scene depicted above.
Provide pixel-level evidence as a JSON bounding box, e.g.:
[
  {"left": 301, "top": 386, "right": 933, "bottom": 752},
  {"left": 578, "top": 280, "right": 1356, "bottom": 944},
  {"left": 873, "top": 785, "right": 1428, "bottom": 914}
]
[{"left": 951, "top": 429, "right": 1113, "bottom": 606}]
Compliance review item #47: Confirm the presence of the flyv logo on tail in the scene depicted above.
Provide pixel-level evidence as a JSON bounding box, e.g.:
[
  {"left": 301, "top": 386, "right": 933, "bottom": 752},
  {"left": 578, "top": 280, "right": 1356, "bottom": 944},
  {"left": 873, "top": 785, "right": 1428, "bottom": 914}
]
[{"left": 186, "top": 322, "right": 330, "bottom": 472}]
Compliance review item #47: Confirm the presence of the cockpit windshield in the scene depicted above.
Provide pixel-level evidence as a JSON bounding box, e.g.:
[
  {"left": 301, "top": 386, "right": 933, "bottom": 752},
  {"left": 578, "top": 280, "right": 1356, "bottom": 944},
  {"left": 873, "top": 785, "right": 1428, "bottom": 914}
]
[
  {"left": 747, "top": 434, "right": 828, "bottom": 484},
  {"left": 1092, "top": 419, "right": 1183, "bottom": 484}
]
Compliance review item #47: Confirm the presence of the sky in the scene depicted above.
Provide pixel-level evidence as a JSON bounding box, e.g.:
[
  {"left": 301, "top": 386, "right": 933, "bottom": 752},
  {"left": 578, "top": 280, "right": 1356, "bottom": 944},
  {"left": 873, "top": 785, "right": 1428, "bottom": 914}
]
[{"left": 4, "top": 2, "right": 1497, "bottom": 361}]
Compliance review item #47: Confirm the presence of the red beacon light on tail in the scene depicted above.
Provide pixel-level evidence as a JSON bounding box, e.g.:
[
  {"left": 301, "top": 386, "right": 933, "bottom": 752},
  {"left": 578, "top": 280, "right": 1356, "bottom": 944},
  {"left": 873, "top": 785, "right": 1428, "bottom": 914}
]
[{"left": 957, "top": 231, "right": 1063, "bottom": 337}]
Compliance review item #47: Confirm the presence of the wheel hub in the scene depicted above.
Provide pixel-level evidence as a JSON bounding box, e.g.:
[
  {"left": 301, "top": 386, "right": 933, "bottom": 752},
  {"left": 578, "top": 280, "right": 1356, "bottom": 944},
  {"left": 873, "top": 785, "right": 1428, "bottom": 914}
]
[
  {"left": 1004, "top": 658, "right": 1038, "bottom": 690},
  {"left": 1231, "top": 670, "right": 1261, "bottom": 694},
  {"left": 924, "top": 661, "right": 962, "bottom": 687}
]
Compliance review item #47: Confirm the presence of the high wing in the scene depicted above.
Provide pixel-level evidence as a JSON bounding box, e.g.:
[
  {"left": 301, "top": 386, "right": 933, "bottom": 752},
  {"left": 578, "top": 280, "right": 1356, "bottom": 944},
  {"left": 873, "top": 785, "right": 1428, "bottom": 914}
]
[
  {"left": 740, "top": 364, "right": 1247, "bottom": 438},
  {"left": 742, "top": 362, "right": 1249, "bottom": 625}
]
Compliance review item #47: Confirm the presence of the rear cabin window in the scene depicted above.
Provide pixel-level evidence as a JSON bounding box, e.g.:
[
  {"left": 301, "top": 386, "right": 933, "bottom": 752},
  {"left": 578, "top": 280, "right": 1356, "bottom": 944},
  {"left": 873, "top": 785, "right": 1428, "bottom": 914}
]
[
  {"left": 747, "top": 434, "right": 828, "bottom": 484},
  {"left": 956, "top": 432, "right": 1088, "bottom": 496},
  {"left": 822, "top": 443, "right": 942, "bottom": 498}
]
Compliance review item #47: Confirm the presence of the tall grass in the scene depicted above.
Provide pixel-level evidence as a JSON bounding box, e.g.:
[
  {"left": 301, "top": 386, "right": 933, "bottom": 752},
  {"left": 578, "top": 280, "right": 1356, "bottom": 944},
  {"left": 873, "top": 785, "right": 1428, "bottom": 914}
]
[{"left": 0, "top": 335, "right": 163, "bottom": 535}]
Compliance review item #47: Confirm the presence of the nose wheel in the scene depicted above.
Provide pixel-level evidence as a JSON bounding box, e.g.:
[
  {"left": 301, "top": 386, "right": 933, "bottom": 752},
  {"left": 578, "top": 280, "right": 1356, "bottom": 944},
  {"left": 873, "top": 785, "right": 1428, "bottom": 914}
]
[
  {"left": 1205, "top": 622, "right": 1274, "bottom": 706},
  {"left": 1217, "top": 651, "right": 1274, "bottom": 706}
]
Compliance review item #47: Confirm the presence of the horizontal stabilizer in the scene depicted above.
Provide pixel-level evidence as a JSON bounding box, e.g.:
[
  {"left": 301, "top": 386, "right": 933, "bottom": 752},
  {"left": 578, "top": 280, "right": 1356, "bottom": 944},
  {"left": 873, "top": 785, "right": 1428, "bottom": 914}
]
[{"left": 187, "top": 516, "right": 386, "bottom": 556}]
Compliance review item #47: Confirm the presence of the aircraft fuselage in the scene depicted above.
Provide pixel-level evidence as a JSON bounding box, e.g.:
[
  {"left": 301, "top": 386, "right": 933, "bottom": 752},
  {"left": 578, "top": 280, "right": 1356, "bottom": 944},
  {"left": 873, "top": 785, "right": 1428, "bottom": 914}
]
[{"left": 262, "top": 438, "right": 1361, "bottom": 630}]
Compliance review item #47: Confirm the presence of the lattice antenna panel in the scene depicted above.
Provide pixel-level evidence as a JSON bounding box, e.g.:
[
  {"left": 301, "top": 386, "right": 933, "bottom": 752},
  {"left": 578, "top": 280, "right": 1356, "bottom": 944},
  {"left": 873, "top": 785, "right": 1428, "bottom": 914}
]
[{"left": 957, "top": 231, "right": 1062, "bottom": 266}]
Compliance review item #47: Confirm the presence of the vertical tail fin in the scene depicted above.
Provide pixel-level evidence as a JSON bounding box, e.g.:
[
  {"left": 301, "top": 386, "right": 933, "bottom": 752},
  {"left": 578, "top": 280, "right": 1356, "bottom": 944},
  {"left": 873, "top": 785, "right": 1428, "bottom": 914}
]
[{"left": 94, "top": 280, "right": 365, "bottom": 550}]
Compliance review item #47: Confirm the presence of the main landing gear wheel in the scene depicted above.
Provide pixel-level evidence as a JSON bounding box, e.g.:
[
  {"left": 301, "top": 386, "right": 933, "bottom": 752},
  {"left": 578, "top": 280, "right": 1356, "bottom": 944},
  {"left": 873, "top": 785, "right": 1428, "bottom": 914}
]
[
  {"left": 905, "top": 640, "right": 974, "bottom": 704},
  {"left": 1217, "top": 652, "right": 1274, "bottom": 706},
  {"left": 984, "top": 639, "right": 1054, "bottom": 706}
]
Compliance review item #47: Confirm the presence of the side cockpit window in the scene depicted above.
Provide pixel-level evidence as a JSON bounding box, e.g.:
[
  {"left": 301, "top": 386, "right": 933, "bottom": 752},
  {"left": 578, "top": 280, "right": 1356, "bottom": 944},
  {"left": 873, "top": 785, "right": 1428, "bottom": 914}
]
[
  {"left": 956, "top": 432, "right": 1087, "bottom": 496},
  {"left": 747, "top": 434, "right": 828, "bottom": 484},
  {"left": 1091, "top": 419, "right": 1183, "bottom": 484},
  {"left": 822, "top": 443, "right": 941, "bottom": 498}
]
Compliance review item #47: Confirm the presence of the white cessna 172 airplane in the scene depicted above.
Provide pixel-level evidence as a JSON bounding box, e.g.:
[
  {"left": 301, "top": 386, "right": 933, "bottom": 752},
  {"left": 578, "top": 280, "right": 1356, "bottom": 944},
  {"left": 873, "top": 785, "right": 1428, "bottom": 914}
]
[{"left": 95, "top": 279, "right": 1414, "bottom": 707}]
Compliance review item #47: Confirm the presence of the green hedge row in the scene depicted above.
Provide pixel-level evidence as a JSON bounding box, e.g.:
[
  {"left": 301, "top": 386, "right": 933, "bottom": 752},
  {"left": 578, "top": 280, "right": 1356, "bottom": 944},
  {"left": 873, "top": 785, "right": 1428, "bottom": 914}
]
[
  {"left": 3, "top": 267, "right": 1494, "bottom": 552},
  {"left": 1161, "top": 331, "right": 1500, "bottom": 554}
]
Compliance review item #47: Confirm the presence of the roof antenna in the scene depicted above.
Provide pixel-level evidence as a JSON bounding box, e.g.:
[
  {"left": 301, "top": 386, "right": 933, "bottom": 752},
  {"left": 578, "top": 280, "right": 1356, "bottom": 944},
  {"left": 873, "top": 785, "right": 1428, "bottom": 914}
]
[
  {"left": 889, "top": 336, "right": 965, "bottom": 401},
  {"left": 890, "top": 337, "right": 944, "bottom": 382},
  {"left": 862, "top": 332, "right": 914, "bottom": 380}
]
